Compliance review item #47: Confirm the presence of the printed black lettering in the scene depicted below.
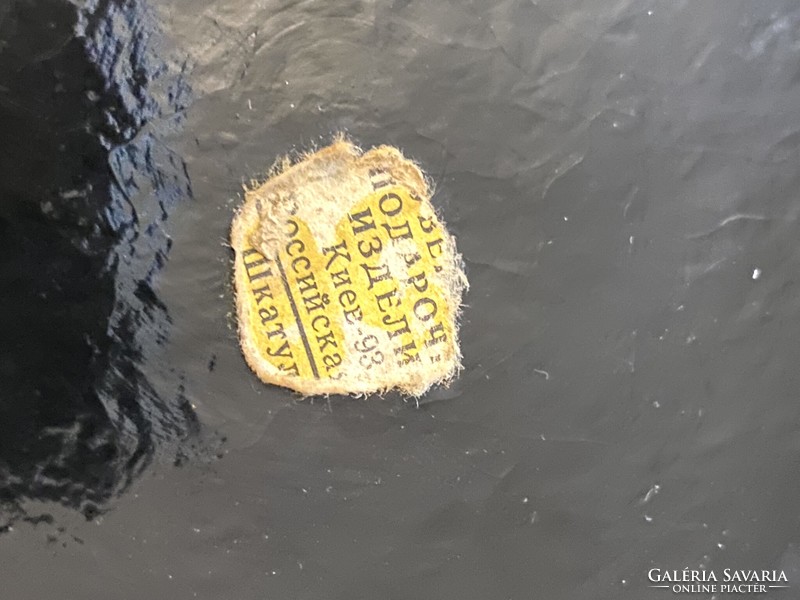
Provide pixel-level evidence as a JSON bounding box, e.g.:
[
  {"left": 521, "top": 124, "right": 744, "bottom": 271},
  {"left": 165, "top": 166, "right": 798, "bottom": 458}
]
[
  {"left": 323, "top": 241, "right": 351, "bottom": 270},
  {"left": 407, "top": 270, "right": 428, "bottom": 293},
  {"left": 425, "top": 322, "right": 447, "bottom": 347},
  {"left": 413, "top": 297, "right": 438, "bottom": 322},
  {"left": 280, "top": 362, "right": 300, "bottom": 377},
  {"left": 251, "top": 282, "right": 274, "bottom": 304},
  {"left": 375, "top": 288, "right": 400, "bottom": 313},
  {"left": 311, "top": 315, "right": 330, "bottom": 333},
  {"left": 369, "top": 169, "right": 393, "bottom": 190},
  {"left": 404, "top": 252, "right": 421, "bottom": 267},
  {"left": 243, "top": 249, "right": 273, "bottom": 282},
  {"left": 382, "top": 314, "right": 411, "bottom": 339},
  {"left": 382, "top": 220, "right": 413, "bottom": 241},
  {"left": 427, "top": 238, "right": 444, "bottom": 260},
  {"left": 339, "top": 289, "right": 357, "bottom": 308},
  {"left": 349, "top": 208, "right": 376, "bottom": 235},
  {"left": 394, "top": 340, "right": 420, "bottom": 366},
  {"left": 303, "top": 292, "right": 329, "bottom": 314},
  {"left": 359, "top": 351, "right": 384, "bottom": 369},
  {"left": 357, "top": 235, "right": 383, "bottom": 258},
  {"left": 344, "top": 306, "right": 363, "bottom": 323},
  {"left": 323, "top": 354, "right": 343, "bottom": 371},
  {"left": 418, "top": 214, "right": 436, "bottom": 234},
  {"left": 286, "top": 238, "right": 304, "bottom": 257},
  {"left": 361, "top": 263, "right": 391, "bottom": 289},
  {"left": 316, "top": 331, "right": 338, "bottom": 353},
  {"left": 259, "top": 306, "right": 279, "bottom": 324},
  {"left": 331, "top": 268, "right": 352, "bottom": 288},
  {"left": 378, "top": 192, "right": 403, "bottom": 217},
  {"left": 267, "top": 341, "right": 292, "bottom": 358},
  {"left": 266, "top": 321, "right": 287, "bottom": 340},
  {"left": 247, "top": 268, "right": 272, "bottom": 282},
  {"left": 296, "top": 274, "right": 317, "bottom": 295},
  {"left": 291, "top": 255, "right": 311, "bottom": 273},
  {"left": 243, "top": 249, "right": 268, "bottom": 269}
]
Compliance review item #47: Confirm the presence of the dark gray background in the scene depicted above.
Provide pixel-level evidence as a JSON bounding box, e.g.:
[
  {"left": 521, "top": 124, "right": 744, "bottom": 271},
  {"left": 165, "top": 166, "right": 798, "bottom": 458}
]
[{"left": 2, "top": 0, "right": 800, "bottom": 598}]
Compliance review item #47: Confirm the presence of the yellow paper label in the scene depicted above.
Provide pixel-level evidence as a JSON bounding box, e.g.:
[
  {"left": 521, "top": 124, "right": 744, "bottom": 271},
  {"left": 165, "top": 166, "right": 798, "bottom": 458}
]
[{"left": 238, "top": 185, "right": 455, "bottom": 382}]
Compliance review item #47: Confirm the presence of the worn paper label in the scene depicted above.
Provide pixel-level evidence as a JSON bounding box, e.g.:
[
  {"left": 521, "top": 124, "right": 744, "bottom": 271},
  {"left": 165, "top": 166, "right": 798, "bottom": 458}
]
[{"left": 231, "top": 140, "right": 467, "bottom": 397}]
